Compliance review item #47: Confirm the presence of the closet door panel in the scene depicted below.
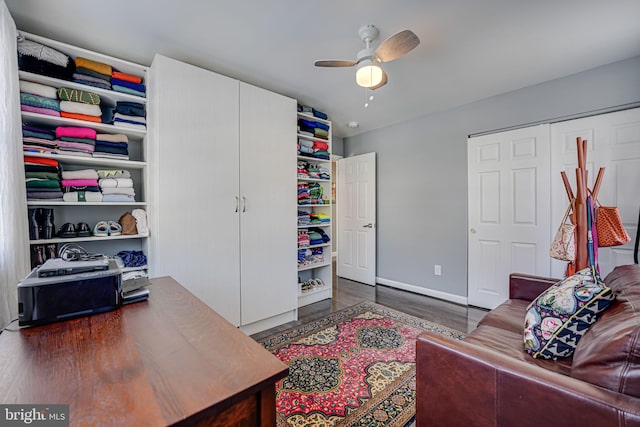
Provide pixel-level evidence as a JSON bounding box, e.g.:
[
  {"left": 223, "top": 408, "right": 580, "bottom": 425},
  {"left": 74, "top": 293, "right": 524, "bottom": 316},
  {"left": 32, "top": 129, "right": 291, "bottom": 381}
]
[
  {"left": 151, "top": 55, "right": 241, "bottom": 325},
  {"left": 239, "top": 82, "right": 296, "bottom": 325}
]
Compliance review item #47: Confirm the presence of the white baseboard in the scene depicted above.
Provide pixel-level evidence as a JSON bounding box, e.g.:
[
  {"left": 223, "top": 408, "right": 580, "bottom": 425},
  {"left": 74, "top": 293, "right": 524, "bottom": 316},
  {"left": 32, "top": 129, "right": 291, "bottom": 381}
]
[{"left": 376, "top": 277, "right": 468, "bottom": 306}]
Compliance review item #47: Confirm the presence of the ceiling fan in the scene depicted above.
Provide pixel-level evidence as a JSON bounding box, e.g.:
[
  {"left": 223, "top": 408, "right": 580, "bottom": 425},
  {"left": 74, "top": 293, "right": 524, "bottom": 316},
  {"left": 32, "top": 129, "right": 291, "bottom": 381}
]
[{"left": 314, "top": 25, "right": 420, "bottom": 90}]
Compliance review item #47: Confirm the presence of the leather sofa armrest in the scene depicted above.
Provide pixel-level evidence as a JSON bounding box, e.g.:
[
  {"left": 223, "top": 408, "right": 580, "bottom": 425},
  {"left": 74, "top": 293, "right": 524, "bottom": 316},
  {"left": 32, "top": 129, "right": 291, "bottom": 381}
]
[
  {"left": 509, "top": 273, "right": 559, "bottom": 301},
  {"left": 416, "top": 331, "right": 640, "bottom": 427}
]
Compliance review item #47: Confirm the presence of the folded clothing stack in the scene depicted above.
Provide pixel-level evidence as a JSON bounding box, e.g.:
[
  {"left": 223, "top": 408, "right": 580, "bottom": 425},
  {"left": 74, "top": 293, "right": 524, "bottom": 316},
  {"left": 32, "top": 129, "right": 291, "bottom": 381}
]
[
  {"left": 299, "top": 161, "right": 330, "bottom": 180},
  {"left": 97, "top": 169, "right": 135, "bottom": 202},
  {"left": 298, "top": 247, "right": 324, "bottom": 268},
  {"left": 298, "top": 138, "right": 313, "bottom": 156},
  {"left": 312, "top": 140, "right": 330, "bottom": 160},
  {"left": 298, "top": 183, "right": 310, "bottom": 205},
  {"left": 298, "top": 229, "right": 310, "bottom": 247},
  {"left": 111, "top": 101, "right": 146, "bottom": 130},
  {"left": 24, "top": 156, "right": 62, "bottom": 201},
  {"left": 56, "top": 126, "right": 96, "bottom": 157},
  {"left": 298, "top": 118, "right": 329, "bottom": 140},
  {"left": 297, "top": 103, "right": 328, "bottom": 120},
  {"left": 309, "top": 212, "right": 330, "bottom": 225},
  {"left": 20, "top": 80, "right": 60, "bottom": 117},
  {"left": 17, "top": 37, "right": 75, "bottom": 81},
  {"left": 57, "top": 86, "right": 102, "bottom": 123},
  {"left": 298, "top": 210, "right": 310, "bottom": 226},
  {"left": 61, "top": 169, "right": 102, "bottom": 203},
  {"left": 309, "top": 227, "right": 331, "bottom": 245},
  {"left": 94, "top": 133, "right": 129, "bottom": 160},
  {"left": 74, "top": 57, "right": 112, "bottom": 90},
  {"left": 111, "top": 70, "right": 146, "bottom": 97},
  {"left": 22, "top": 123, "right": 57, "bottom": 154},
  {"left": 309, "top": 182, "right": 325, "bottom": 204}
]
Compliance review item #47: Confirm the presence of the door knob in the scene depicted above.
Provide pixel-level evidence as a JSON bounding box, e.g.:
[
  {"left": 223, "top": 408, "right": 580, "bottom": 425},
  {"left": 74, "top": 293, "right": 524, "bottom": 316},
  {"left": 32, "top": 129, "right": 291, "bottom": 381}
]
[
  {"left": 362, "top": 223, "right": 373, "bottom": 228},
  {"left": 470, "top": 228, "right": 477, "bottom": 234}
]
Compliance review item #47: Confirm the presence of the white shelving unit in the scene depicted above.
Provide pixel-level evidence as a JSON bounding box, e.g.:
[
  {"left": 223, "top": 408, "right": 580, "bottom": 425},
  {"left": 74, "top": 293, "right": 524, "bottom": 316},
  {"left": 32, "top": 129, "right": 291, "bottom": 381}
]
[
  {"left": 17, "top": 31, "right": 150, "bottom": 268},
  {"left": 297, "top": 111, "right": 333, "bottom": 307}
]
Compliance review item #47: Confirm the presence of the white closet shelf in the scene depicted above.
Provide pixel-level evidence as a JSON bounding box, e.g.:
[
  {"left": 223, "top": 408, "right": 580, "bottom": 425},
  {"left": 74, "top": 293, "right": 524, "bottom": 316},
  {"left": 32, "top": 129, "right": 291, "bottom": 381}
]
[
  {"left": 298, "top": 243, "right": 331, "bottom": 250},
  {"left": 24, "top": 152, "right": 146, "bottom": 169},
  {"left": 298, "top": 203, "right": 331, "bottom": 207},
  {"left": 297, "top": 112, "right": 330, "bottom": 126},
  {"left": 296, "top": 133, "right": 331, "bottom": 144},
  {"left": 297, "top": 177, "right": 331, "bottom": 183},
  {"left": 297, "top": 223, "right": 331, "bottom": 228},
  {"left": 27, "top": 201, "right": 147, "bottom": 207},
  {"left": 21, "top": 111, "right": 146, "bottom": 141},
  {"left": 30, "top": 234, "right": 147, "bottom": 245},
  {"left": 298, "top": 260, "right": 331, "bottom": 272},
  {"left": 19, "top": 71, "right": 147, "bottom": 105}
]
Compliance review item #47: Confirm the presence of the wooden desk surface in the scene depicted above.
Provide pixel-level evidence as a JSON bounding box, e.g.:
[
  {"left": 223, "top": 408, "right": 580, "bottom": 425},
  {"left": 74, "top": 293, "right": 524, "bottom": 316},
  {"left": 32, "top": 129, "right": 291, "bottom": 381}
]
[{"left": 0, "top": 276, "right": 288, "bottom": 426}]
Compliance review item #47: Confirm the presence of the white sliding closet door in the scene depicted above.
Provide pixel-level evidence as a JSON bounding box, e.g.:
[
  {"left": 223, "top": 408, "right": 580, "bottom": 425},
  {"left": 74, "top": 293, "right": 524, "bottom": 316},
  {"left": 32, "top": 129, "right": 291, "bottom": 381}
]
[
  {"left": 550, "top": 108, "right": 640, "bottom": 278},
  {"left": 468, "top": 125, "right": 551, "bottom": 309}
]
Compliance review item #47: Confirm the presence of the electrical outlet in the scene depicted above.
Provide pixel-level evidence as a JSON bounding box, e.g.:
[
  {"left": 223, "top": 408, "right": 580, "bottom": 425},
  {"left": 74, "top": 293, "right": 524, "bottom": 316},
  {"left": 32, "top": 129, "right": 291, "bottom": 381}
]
[{"left": 434, "top": 264, "right": 442, "bottom": 276}]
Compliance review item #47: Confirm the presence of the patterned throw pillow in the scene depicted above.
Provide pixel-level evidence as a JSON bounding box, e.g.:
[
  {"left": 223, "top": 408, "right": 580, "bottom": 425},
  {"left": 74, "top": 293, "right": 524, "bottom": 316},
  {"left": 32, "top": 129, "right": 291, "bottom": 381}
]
[{"left": 524, "top": 268, "right": 615, "bottom": 360}]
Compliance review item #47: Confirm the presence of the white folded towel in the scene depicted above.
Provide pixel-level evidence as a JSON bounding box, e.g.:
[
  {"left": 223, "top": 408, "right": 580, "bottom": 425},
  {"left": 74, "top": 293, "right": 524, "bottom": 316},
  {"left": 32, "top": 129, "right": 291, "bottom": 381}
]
[
  {"left": 59, "top": 100, "right": 102, "bottom": 117},
  {"left": 63, "top": 191, "right": 103, "bottom": 203},
  {"left": 99, "top": 178, "right": 133, "bottom": 188},
  {"left": 61, "top": 169, "right": 98, "bottom": 180},
  {"left": 19, "top": 80, "right": 58, "bottom": 99},
  {"left": 101, "top": 187, "right": 135, "bottom": 196}
]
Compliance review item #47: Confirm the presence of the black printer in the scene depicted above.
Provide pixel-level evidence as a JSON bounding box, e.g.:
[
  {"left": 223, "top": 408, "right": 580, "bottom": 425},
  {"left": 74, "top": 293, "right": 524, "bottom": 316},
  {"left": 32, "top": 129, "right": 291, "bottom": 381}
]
[{"left": 18, "top": 258, "right": 122, "bottom": 327}]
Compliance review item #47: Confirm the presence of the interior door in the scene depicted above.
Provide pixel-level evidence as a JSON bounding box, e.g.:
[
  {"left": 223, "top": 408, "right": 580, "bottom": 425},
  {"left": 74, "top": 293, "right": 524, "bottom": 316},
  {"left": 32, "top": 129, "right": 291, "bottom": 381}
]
[
  {"left": 550, "top": 108, "right": 640, "bottom": 278},
  {"left": 468, "top": 125, "right": 551, "bottom": 309},
  {"left": 337, "top": 152, "right": 376, "bottom": 285}
]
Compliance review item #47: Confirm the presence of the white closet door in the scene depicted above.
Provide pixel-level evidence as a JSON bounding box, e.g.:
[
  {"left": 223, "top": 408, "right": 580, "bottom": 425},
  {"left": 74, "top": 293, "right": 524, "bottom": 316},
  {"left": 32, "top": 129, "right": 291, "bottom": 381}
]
[
  {"left": 238, "top": 82, "right": 296, "bottom": 326},
  {"left": 551, "top": 108, "right": 640, "bottom": 278},
  {"left": 468, "top": 125, "right": 551, "bottom": 309},
  {"left": 150, "top": 55, "right": 242, "bottom": 325}
]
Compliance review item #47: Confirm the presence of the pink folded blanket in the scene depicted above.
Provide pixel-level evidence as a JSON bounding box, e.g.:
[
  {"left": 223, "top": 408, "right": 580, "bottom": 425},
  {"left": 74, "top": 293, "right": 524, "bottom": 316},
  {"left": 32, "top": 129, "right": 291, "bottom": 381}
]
[
  {"left": 61, "top": 179, "right": 99, "bottom": 187},
  {"left": 55, "top": 126, "right": 97, "bottom": 140},
  {"left": 21, "top": 104, "right": 61, "bottom": 117}
]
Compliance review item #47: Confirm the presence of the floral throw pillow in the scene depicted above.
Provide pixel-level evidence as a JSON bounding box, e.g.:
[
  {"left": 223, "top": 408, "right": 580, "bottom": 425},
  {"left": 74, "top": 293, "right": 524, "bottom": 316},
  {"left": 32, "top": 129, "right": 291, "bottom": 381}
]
[{"left": 524, "top": 268, "right": 615, "bottom": 360}]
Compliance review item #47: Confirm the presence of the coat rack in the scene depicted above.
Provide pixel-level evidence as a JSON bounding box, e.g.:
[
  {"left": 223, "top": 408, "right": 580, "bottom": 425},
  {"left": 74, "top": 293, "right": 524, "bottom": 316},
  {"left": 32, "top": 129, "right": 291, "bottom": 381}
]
[{"left": 560, "top": 137, "right": 605, "bottom": 270}]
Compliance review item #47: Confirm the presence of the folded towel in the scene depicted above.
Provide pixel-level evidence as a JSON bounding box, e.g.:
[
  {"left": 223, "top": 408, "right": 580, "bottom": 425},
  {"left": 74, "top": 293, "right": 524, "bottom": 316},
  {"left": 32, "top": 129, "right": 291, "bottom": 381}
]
[
  {"left": 72, "top": 72, "right": 111, "bottom": 86},
  {"left": 17, "top": 39, "right": 70, "bottom": 67},
  {"left": 99, "top": 178, "right": 133, "bottom": 188},
  {"left": 75, "top": 57, "right": 112, "bottom": 77},
  {"left": 60, "top": 136, "right": 95, "bottom": 145},
  {"left": 59, "top": 100, "right": 102, "bottom": 117},
  {"left": 63, "top": 191, "right": 103, "bottom": 203},
  {"left": 111, "top": 78, "right": 145, "bottom": 93},
  {"left": 96, "top": 133, "right": 128, "bottom": 143},
  {"left": 95, "top": 140, "right": 127, "bottom": 149},
  {"left": 113, "top": 112, "right": 146, "bottom": 125},
  {"left": 24, "top": 156, "right": 59, "bottom": 167},
  {"left": 115, "top": 102, "right": 145, "bottom": 117},
  {"left": 23, "top": 128, "right": 55, "bottom": 140},
  {"left": 61, "top": 169, "right": 98, "bottom": 180},
  {"left": 56, "top": 126, "right": 97, "bottom": 140},
  {"left": 92, "top": 152, "right": 130, "bottom": 160},
  {"left": 20, "top": 104, "right": 60, "bottom": 117},
  {"left": 112, "top": 85, "right": 145, "bottom": 98},
  {"left": 102, "top": 194, "right": 135, "bottom": 203},
  {"left": 20, "top": 93, "right": 60, "bottom": 111},
  {"left": 57, "top": 87, "right": 101, "bottom": 105},
  {"left": 111, "top": 71, "right": 143, "bottom": 84},
  {"left": 26, "top": 171, "right": 59, "bottom": 180},
  {"left": 75, "top": 67, "right": 111, "bottom": 83},
  {"left": 112, "top": 120, "right": 146, "bottom": 131},
  {"left": 57, "top": 140, "right": 94, "bottom": 152},
  {"left": 73, "top": 78, "right": 111, "bottom": 91},
  {"left": 97, "top": 169, "right": 131, "bottom": 179},
  {"left": 101, "top": 187, "right": 135, "bottom": 196},
  {"left": 19, "top": 80, "right": 57, "bottom": 99},
  {"left": 26, "top": 178, "right": 60, "bottom": 188},
  {"left": 27, "top": 190, "right": 63, "bottom": 200},
  {"left": 60, "top": 112, "right": 102, "bottom": 123},
  {"left": 61, "top": 179, "right": 99, "bottom": 187}
]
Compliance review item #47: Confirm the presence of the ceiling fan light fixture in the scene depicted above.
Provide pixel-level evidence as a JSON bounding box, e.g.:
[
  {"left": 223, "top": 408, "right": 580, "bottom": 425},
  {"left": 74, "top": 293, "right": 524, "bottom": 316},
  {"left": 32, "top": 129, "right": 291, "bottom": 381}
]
[{"left": 356, "top": 59, "right": 383, "bottom": 88}]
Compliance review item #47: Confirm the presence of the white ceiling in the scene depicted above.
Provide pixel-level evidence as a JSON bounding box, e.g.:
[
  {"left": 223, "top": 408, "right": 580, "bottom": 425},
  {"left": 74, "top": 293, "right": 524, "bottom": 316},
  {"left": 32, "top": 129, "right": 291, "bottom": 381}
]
[{"left": 6, "top": 0, "right": 640, "bottom": 138}]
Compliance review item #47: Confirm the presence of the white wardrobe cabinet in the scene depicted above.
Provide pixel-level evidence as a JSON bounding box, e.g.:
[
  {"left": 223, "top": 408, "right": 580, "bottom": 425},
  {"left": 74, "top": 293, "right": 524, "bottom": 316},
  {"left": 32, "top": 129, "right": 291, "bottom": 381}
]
[{"left": 149, "top": 54, "right": 297, "bottom": 334}]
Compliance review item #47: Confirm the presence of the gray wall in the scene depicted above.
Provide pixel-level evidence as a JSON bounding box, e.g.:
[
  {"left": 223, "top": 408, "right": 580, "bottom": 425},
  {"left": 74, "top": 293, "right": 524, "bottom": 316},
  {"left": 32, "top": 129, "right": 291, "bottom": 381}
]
[{"left": 344, "top": 55, "right": 640, "bottom": 299}]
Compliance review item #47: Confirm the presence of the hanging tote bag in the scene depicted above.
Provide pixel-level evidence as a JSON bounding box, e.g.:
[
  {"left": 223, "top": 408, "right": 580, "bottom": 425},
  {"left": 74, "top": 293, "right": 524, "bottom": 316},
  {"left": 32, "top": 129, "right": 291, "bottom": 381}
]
[
  {"left": 550, "top": 201, "right": 576, "bottom": 261},
  {"left": 595, "top": 200, "right": 631, "bottom": 247}
]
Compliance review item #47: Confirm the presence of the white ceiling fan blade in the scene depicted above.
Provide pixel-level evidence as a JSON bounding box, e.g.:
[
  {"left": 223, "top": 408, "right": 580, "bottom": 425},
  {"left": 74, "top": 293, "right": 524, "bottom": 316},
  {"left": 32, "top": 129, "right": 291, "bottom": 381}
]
[
  {"left": 375, "top": 30, "right": 420, "bottom": 63},
  {"left": 314, "top": 60, "right": 357, "bottom": 67},
  {"left": 370, "top": 69, "right": 388, "bottom": 90}
]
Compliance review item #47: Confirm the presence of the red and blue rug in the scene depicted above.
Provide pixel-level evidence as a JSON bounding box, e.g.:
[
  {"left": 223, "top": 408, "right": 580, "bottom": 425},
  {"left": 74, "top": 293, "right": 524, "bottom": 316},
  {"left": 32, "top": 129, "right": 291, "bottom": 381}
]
[{"left": 259, "top": 302, "right": 465, "bottom": 426}]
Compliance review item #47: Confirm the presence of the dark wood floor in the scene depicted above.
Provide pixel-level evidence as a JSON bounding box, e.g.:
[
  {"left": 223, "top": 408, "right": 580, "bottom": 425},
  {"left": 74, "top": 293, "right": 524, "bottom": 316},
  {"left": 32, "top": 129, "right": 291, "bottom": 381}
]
[{"left": 251, "top": 272, "right": 488, "bottom": 342}]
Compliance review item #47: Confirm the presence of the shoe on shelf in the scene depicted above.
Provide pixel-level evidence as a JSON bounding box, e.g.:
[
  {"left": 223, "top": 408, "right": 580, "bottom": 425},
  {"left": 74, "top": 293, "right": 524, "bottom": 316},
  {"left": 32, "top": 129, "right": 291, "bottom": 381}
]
[
  {"left": 108, "top": 221, "right": 122, "bottom": 236},
  {"left": 57, "top": 223, "right": 77, "bottom": 238},
  {"left": 42, "top": 208, "right": 56, "bottom": 240},
  {"left": 93, "top": 221, "right": 109, "bottom": 237},
  {"left": 28, "top": 208, "right": 40, "bottom": 240},
  {"left": 76, "top": 222, "right": 92, "bottom": 237}
]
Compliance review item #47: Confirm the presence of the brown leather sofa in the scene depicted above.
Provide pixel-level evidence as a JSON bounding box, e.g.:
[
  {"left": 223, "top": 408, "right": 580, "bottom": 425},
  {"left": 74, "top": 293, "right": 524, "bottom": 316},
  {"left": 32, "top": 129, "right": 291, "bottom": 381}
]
[{"left": 416, "top": 264, "right": 640, "bottom": 427}]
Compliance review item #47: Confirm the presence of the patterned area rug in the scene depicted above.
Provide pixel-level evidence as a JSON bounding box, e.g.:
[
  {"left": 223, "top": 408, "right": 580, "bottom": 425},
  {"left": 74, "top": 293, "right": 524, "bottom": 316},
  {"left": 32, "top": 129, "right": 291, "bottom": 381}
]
[{"left": 258, "top": 302, "right": 465, "bottom": 426}]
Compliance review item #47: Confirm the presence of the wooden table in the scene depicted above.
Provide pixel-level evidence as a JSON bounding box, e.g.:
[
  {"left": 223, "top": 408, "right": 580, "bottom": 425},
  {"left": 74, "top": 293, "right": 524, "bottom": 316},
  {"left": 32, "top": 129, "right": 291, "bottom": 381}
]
[{"left": 0, "top": 276, "right": 288, "bottom": 426}]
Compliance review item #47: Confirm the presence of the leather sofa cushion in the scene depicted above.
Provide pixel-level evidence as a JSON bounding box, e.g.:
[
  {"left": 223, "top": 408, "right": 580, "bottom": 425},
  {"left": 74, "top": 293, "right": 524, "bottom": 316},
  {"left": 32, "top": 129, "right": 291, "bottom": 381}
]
[
  {"left": 571, "top": 265, "right": 640, "bottom": 398},
  {"left": 476, "top": 299, "right": 530, "bottom": 334},
  {"left": 465, "top": 324, "right": 572, "bottom": 377}
]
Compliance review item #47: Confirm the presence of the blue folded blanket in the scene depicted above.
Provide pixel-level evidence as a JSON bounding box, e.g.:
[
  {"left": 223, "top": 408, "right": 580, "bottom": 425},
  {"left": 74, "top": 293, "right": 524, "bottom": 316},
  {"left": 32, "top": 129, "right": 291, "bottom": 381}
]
[
  {"left": 111, "top": 78, "right": 146, "bottom": 93},
  {"left": 115, "top": 101, "right": 145, "bottom": 117}
]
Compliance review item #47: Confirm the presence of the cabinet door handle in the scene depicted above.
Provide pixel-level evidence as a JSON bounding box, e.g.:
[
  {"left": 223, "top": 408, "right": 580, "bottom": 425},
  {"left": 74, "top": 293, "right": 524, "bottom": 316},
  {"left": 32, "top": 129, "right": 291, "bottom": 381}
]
[
  {"left": 242, "top": 196, "right": 247, "bottom": 213},
  {"left": 235, "top": 196, "right": 239, "bottom": 213}
]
